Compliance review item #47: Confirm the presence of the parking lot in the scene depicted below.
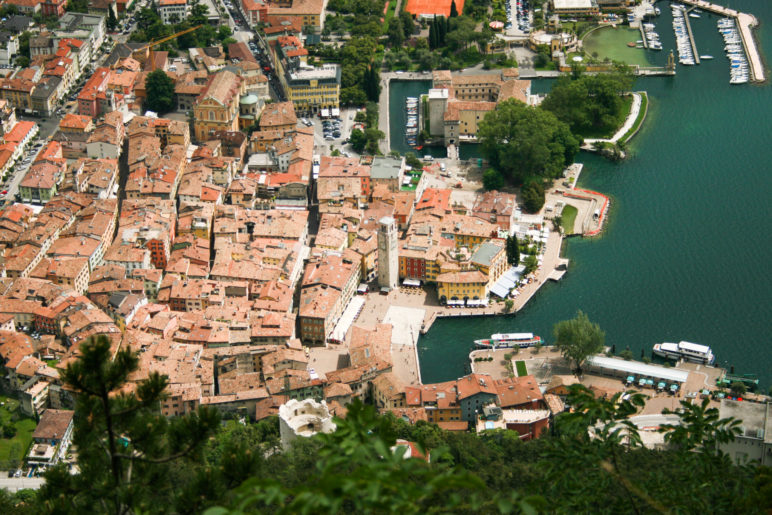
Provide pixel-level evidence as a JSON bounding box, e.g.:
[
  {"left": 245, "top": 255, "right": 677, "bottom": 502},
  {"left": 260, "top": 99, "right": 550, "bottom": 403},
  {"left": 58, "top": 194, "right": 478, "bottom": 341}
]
[
  {"left": 505, "top": 0, "right": 533, "bottom": 37},
  {"left": 311, "top": 107, "right": 358, "bottom": 156}
]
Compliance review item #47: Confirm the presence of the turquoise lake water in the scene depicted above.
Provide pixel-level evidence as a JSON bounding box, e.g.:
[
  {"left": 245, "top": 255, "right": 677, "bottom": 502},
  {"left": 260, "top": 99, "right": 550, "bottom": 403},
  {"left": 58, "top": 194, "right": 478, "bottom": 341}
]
[{"left": 414, "top": 0, "right": 772, "bottom": 388}]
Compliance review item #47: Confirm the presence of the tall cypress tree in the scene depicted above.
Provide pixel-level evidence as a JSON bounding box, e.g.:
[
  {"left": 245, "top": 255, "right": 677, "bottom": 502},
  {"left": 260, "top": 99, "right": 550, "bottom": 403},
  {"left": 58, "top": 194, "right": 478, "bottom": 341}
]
[
  {"left": 429, "top": 22, "right": 437, "bottom": 50},
  {"left": 506, "top": 235, "right": 520, "bottom": 266},
  {"left": 438, "top": 16, "right": 447, "bottom": 46},
  {"left": 450, "top": 0, "right": 459, "bottom": 18}
]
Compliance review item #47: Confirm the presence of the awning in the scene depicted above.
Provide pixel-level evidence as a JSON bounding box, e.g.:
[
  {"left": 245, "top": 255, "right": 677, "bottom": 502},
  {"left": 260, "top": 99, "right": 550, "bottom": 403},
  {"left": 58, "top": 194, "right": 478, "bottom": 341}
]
[
  {"left": 329, "top": 296, "right": 366, "bottom": 342},
  {"left": 321, "top": 108, "right": 330, "bottom": 118},
  {"left": 446, "top": 300, "right": 463, "bottom": 306},
  {"left": 627, "top": 376, "right": 635, "bottom": 382},
  {"left": 402, "top": 278, "right": 421, "bottom": 287},
  {"left": 490, "top": 284, "right": 509, "bottom": 298},
  {"left": 331, "top": 108, "right": 340, "bottom": 117}
]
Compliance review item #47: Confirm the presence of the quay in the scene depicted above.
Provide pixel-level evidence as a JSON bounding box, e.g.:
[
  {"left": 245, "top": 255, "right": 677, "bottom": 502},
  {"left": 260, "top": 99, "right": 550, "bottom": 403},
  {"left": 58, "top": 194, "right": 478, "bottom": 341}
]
[
  {"left": 680, "top": 0, "right": 765, "bottom": 82},
  {"left": 638, "top": 24, "right": 648, "bottom": 50},
  {"left": 682, "top": 6, "right": 701, "bottom": 65}
]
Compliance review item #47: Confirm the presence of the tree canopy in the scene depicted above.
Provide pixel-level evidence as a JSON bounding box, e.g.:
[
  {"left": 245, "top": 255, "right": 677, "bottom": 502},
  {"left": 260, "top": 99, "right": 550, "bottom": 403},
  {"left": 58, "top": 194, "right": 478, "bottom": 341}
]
[
  {"left": 38, "top": 335, "right": 220, "bottom": 513},
  {"left": 144, "top": 70, "right": 175, "bottom": 114},
  {"left": 478, "top": 99, "right": 581, "bottom": 185},
  {"left": 540, "top": 71, "right": 634, "bottom": 137},
  {"left": 552, "top": 310, "right": 605, "bottom": 373}
]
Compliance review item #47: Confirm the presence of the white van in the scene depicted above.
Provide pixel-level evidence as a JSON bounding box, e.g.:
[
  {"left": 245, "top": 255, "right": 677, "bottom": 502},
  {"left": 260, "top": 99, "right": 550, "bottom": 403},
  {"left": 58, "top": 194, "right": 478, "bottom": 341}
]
[
  {"left": 439, "top": 162, "right": 446, "bottom": 172},
  {"left": 423, "top": 155, "right": 433, "bottom": 161}
]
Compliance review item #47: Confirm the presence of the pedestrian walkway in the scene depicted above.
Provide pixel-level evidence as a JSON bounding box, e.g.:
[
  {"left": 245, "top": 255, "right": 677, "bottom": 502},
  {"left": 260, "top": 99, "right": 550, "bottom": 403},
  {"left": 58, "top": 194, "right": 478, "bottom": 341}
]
[{"left": 583, "top": 92, "right": 642, "bottom": 149}]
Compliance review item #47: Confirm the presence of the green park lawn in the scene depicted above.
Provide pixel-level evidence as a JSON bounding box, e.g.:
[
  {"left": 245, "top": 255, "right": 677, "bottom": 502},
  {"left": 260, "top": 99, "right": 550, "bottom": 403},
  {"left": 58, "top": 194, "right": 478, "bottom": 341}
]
[
  {"left": 515, "top": 360, "right": 528, "bottom": 377},
  {"left": 582, "top": 26, "right": 652, "bottom": 67},
  {"left": 0, "top": 396, "right": 37, "bottom": 468},
  {"left": 561, "top": 205, "right": 578, "bottom": 234}
]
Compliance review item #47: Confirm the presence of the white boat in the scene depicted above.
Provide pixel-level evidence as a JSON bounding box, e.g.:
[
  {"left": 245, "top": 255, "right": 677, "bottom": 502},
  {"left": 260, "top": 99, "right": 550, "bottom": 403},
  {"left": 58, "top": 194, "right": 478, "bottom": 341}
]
[
  {"left": 474, "top": 332, "right": 543, "bottom": 349},
  {"left": 689, "top": 13, "right": 700, "bottom": 19},
  {"left": 652, "top": 341, "right": 715, "bottom": 365},
  {"left": 700, "top": 55, "right": 714, "bottom": 59}
]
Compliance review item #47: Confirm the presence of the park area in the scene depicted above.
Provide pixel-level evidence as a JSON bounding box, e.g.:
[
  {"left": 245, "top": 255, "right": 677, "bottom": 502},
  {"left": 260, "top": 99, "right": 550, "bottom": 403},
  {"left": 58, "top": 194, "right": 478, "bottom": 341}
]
[
  {"left": 0, "top": 396, "right": 36, "bottom": 470},
  {"left": 582, "top": 26, "right": 653, "bottom": 67}
]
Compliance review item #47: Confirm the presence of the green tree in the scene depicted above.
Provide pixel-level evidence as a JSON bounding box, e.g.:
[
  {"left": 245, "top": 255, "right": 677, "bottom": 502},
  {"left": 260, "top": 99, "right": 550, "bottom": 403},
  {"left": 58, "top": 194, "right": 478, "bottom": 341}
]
[
  {"left": 660, "top": 398, "right": 741, "bottom": 454},
  {"left": 364, "top": 128, "right": 385, "bottom": 155},
  {"left": 522, "top": 254, "right": 538, "bottom": 275},
  {"left": 388, "top": 17, "right": 405, "bottom": 47},
  {"left": 541, "top": 72, "right": 634, "bottom": 136},
  {"left": 205, "top": 400, "right": 541, "bottom": 514},
  {"left": 144, "top": 69, "right": 175, "bottom": 113},
  {"left": 553, "top": 310, "right": 605, "bottom": 374},
  {"left": 505, "top": 234, "right": 519, "bottom": 266},
  {"left": 478, "top": 99, "right": 580, "bottom": 185},
  {"left": 107, "top": 8, "right": 118, "bottom": 31},
  {"left": 38, "top": 335, "right": 220, "bottom": 513},
  {"left": 15, "top": 56, "right": 30, "bottom": 68},
  {"left": 503, "top": 299, "right": 514, "bottom": 313},
  {"left": 18, "top": 31, "right": 32, "bottom": 60},
  {"left": 66, "top": 0, "right": 88, "bottom": 13},
  {"left": 450, "top": 0, "right": 459, "bottom": 17},
  {"left": 400, "top": 10, "right": 415, "bottom": 38},
  {"left": 218, "top": 25, "right": 233, "bottom": 41},
  {"left": 429, "top": 22, "right": 437, "bottom": 50},
  {"left": 482, "top": 168, "right": 504, "bottom": 191},
  {"left": 730, "top": 381, "right": 747, "bottom": 397},
  {"left": 521, "top": 181, "right": 545, "bottom": 213},
  {"left": 349, "top": 128, "right": 366, "bottom": 152},
  {"left": 405, "top": 152, "right": 423, "bottom": 170}
]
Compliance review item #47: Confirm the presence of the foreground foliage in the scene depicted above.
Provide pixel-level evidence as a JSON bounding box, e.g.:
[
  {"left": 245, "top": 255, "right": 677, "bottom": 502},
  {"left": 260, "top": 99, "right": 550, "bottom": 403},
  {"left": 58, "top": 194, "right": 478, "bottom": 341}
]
[{"left": 6, "top": 337, "right": 768, "bottom": 513}]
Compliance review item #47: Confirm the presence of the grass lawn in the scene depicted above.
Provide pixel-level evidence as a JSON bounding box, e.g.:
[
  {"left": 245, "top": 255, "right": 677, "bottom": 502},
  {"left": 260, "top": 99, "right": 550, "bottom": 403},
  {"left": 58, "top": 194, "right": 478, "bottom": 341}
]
[
  {"left": 582, "top": 26, "right": 652, "bottom": 67},
  {"left": 515, "top": 360, "right": 528, "bottom": 377},
  {"left": 383, "top": 0, "right": 397, "bottom": 30},
  {"left": 622, "top": 91, "right": 648, "bottom": 143},
  {"left": 534, "top": 61, "right": 558, "bottom": 71},
  {"left": 0, "top": 396, "right": 37, "bottom": 468},
  {"left": 561, "top": 205, "right": 578, "bottom": 234}
]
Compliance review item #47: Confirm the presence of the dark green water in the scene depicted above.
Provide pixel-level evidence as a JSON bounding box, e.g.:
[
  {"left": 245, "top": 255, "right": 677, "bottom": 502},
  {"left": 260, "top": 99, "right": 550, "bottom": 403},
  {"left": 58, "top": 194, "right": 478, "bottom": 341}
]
[{"left": 418, "top": 0, "right": 772, "bottom": 387}]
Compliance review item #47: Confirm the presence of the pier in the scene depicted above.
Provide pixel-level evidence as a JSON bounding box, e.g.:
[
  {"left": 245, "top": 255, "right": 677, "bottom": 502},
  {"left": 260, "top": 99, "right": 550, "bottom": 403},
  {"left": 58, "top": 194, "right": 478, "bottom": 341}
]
[
  {"left": 682, "top": 7, "right": 700, "bottom": 65},
  {"left": 638, "top": 24, "right": 648, "bottom": 50},
  {"left": 679, "top": 0, "right": 766, "bottom": 82}
]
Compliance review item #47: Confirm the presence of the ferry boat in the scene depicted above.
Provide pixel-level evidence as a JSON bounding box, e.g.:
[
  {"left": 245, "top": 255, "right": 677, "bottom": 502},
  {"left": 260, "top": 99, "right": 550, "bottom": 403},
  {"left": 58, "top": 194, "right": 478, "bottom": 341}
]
[
  {"left": 474, "top": 333, "right": 543, "bottom": 349},
  {"left": 652, "top": 341, "right": 715, "bottom": 365}
]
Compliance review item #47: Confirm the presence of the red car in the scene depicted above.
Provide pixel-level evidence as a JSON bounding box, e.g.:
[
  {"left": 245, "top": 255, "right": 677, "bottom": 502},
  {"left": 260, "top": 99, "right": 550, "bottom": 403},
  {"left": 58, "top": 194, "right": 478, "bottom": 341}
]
[{"left": 0, "top": 190, "right": 7, "bottom": 195}]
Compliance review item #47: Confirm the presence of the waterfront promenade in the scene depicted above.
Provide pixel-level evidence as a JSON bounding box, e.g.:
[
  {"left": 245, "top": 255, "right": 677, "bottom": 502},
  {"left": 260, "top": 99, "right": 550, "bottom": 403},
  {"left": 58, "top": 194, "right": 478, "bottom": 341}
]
[
  {"left": 681, "top": 0, "right": 765, "bottom": 82},
  {"left": 582, "top": 92, "right": 644, "bottom": 150}
]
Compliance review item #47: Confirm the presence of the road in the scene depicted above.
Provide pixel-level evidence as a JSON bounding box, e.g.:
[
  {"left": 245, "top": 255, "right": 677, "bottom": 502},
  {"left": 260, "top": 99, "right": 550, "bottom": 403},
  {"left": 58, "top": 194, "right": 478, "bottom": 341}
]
[
  {"left": 219, "top": 0, "right": 286, "bottom": 102},
  {"left": 0, "top": 477, "right": 45, "bottom": 491}
]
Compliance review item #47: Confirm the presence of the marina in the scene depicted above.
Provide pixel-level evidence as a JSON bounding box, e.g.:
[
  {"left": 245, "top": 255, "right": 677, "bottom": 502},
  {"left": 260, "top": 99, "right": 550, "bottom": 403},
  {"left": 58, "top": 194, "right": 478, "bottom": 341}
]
[
  {"left": 679, "top": 0, "right": 765, "bottom": 82},
  {"left": 405, "top": 96, "right": 419, "bottom": 147},
  {"left": 718, "top": 18, "right": 749, "bottom": 84},
  {"left": 639, "top": 22, "right": 662, "bottom": 50},
  {"left": 672, "top": 4, "right": 699, "bottom": 65}
]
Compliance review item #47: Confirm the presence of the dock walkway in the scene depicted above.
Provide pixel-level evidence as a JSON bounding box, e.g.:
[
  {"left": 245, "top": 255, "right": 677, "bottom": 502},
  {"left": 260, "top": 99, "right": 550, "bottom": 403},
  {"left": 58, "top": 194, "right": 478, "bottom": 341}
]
[
  {"left": 680, "top": 0, "right": 765, "bottom": 82},
  {"left": 682, "top": 7, "right": 700, "bottom": 65}
]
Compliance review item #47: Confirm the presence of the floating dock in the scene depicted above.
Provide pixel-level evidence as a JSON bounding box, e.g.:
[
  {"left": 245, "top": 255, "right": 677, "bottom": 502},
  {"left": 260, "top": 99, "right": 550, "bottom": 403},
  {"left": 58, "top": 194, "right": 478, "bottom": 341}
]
[
  {"left": 682, "top": 7, "right": 701, "bottom": 65},
  {"left": 679, "top": 0, "right": 765, "bottom": 82}
]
